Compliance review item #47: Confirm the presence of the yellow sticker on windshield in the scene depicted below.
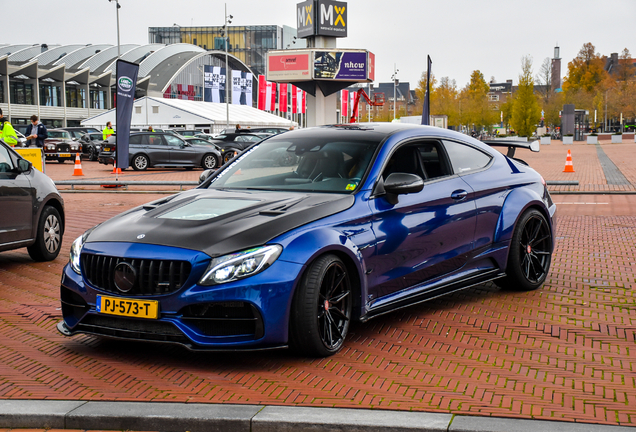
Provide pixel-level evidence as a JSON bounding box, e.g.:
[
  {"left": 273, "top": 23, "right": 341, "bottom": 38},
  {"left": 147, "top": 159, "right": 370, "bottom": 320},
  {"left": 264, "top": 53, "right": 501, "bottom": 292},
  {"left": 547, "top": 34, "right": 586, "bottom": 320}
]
[{"left": 346, "top": 183, "right": 357, "bottom": 191}]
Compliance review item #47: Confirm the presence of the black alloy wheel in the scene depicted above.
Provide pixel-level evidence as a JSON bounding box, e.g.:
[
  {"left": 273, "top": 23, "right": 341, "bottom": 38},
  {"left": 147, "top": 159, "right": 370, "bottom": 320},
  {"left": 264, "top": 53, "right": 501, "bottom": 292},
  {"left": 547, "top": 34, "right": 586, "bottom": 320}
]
[
  {"left": 497, "top": 209, "right": 552, "bottom": 291},
  {"left": 223, "top": 150, "right": 238, "bottom": 164},
  {"left": 202, "top": 154, "right": 218, "bottom": 170},
  {"left": 290, "top": 254, "right": 352, "bottom": 357},
  {"left": 88, "top": 146, "right": 97, "bottom": 161},
  {"left": 27, "top": 206, "right": 63, "bottom": 261}
]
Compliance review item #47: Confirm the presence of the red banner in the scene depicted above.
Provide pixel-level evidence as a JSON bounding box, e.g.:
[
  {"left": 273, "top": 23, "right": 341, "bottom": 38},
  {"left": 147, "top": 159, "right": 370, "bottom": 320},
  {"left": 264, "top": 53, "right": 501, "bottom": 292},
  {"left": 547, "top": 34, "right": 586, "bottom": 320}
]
[
  {"left": 271, "top": 83, "right": 276, "bottom": 111},
  {"left": 291, "top": 85, "right": 297, "bottom": 114},
  {"left": 279, "top": 83, "right": 288, "bottom": 112},
  {"left": 301, "top": 89, "right": 306, "bottom": 114},
  {"left": 257, "top": 75, "right": 276, "bottom": 111},
  {"left": 258, "top": 75, "right": 267, "bottom": 110},
  {"left": 341, "top": 90, "right": 349, "bottom": 121}
]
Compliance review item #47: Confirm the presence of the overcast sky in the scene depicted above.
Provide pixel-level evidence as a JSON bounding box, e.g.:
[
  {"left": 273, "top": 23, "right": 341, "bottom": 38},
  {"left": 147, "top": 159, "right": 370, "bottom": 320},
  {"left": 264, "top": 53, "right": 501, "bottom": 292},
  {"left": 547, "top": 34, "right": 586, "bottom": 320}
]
[{"left": 5, "top": 0, "right": 635, "bottom": 90}]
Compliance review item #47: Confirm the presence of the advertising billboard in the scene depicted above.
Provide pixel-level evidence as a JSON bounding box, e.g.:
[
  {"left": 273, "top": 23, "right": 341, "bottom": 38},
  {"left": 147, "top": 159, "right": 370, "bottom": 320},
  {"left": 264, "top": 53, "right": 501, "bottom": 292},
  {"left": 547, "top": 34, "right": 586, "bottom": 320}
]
[
  {"left": 296, "top": 0, "right": 347, "bottom": 38},
  {"left": 296, "top": 0, "right": 315, "bottom": 38},
  {"left": 314, "top": 50, "right": 367, "bottom": 80},
  {"left": 267, "top": 51, "right": 312, "bottom": 82}
]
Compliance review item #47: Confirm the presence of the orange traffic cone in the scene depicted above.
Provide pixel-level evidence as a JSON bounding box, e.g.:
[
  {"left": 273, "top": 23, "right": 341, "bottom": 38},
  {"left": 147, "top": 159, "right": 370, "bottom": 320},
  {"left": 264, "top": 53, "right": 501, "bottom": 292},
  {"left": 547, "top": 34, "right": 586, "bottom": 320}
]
[
  {"left": 72, "top": 153, "right": 84, "bottom": 176},
  {"left": 110, "top": 161, "right": 122, "bottom": 175},
  {"left": 563, "top": 149, "right": 575, "bottom": 172}
]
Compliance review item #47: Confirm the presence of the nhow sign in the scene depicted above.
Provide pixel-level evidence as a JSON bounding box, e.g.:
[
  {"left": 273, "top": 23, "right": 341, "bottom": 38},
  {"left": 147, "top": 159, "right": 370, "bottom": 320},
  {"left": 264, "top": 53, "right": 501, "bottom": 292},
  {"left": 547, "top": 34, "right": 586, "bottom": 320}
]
[{"left": 296, "top": 0, "right": 347, "bottom": 38}]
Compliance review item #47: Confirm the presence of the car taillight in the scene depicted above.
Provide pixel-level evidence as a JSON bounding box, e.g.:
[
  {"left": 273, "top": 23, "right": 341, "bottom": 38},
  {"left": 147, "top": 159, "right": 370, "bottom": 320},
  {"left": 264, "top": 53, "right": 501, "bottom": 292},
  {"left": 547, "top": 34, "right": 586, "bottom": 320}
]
[{"left": 540, "top": 176, "right": 546, "bottom": 186}]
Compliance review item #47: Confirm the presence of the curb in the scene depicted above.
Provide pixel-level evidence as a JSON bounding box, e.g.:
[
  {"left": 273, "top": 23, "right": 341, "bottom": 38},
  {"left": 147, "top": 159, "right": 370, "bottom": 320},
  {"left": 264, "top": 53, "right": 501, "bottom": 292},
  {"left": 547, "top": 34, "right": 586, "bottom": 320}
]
[{"left": 0, "top": 400, "right": 635, "bottom": 432}]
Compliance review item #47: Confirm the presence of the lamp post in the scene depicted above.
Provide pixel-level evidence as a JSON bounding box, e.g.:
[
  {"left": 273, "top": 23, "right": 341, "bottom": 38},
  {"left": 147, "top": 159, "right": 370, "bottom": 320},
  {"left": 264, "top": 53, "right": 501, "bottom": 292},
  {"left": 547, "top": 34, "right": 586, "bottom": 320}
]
[
  {"left": 391, "top": 65, "right": 399, "bottom": 121},
  {"left": 222, "top": 3, "right": 233, "bottom": 128},
  {"left": 108, "top": 0, "right": 121, "bottom": 58}
]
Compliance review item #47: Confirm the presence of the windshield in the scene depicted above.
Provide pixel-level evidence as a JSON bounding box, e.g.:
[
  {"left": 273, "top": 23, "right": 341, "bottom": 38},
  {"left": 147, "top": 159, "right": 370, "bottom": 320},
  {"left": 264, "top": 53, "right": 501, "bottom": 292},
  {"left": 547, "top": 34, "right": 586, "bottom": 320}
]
[
  {"left": 207, "top": 131, "right": 382, "bottom": 194},
  {"left": 48, "top": 131, "right": 71, "bottom": 139}
]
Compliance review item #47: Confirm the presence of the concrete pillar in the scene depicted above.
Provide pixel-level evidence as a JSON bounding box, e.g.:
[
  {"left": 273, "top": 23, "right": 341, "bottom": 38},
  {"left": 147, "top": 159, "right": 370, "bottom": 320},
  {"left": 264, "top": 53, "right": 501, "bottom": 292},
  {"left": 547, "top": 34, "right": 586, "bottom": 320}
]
[{"left": 306, "top": 92, "right": 338, "bottom": 127}]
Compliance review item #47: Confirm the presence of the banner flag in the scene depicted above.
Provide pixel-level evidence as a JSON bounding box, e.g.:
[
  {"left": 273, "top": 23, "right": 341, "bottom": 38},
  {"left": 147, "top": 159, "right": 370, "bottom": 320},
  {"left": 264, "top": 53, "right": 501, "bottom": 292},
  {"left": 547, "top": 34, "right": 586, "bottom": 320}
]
[
  {"left": 243, "top": 72, "right": 253, "bottom": 106},
  {"left": 232, "top": 70, "right": 247, "bottom": 105},
  {"left": 258, "top": 75, "right": 266, "bottom": 110},
  {"left": 115, "top": 59, "right": 139, "bottom": 170},
  {"left": 301, "top": 89, "right": 306, "bottom": 114},
  {"left": 204, "top": 66, "right": 225, "bottom": 103},
  {"left": 421, "top": 55, "right": 432, "bottom": 125},
  {"left": 291, "top": 85, "right": 298, "bottom": 114},
  {"left": 341, "top": 89, "right": 349, "bottom": 120},
  {"left": 258, "top": 75, "right": 276, "bottom": 111},
  {"left": 280, "top": 83, "right": 288, "bottom": 112},
  {"left": 296, "top": 86, "right": 303, "bottom": 113}
]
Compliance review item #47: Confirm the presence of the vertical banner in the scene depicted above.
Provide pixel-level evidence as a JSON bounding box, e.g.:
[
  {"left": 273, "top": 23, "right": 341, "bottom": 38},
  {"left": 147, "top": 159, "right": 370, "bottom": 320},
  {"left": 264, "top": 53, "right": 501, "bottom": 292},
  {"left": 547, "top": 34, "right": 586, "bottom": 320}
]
[
  {"left": 257, "top": 75, "right": 276, "bottom": 111},
  {"left": 295, "top": 86, "right": 303, "bottom": 114},
  {"left": 421, "top": 55, "right": 432, "bottom": 125},
  {"left": 349, "top": 91, "right": 355, "bottom": 117},
  {"left": 302, "top": 89, "right": 306, "bottom": 114},
  {"left": 232, "top": 70, "right": 242, "bottom": 105},
  {"left": 279, "top": 83, "right": 288, "bottom": 112},
  {"left": 258, "top": 75, "right": 267, "bottom": 110},
  {"left": 243, "top": 73, "right": 253, "bottom": 106},
  {"left": 115, "top": 59, "right": 139, "bottom": 170},
  {"left": 204, "top": 65, "right": 213, "bottom": 102},
  {"left": 291, "top": 85, "right": 298, "bottom": 114},
  {"left": 271, "top": 82, "right": 277, "bottom": 111},
  {"left": 341, "top": 89, "right": 349, "bottom": 121},
  {"left": 204, "top": 66, "right": 225, "bottom": 103}
]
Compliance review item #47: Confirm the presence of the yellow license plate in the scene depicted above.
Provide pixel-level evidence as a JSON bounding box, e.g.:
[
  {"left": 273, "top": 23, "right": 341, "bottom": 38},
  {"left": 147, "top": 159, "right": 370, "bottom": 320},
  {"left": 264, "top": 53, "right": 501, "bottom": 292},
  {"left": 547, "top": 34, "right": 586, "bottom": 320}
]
[
  {"left": 59, "top": 153, "right": 71, "bottom": 157},
  {"left": 96, "top": 295, "right": 159, "bottom": 319},
  {"left": 104, "top": 147, "right": 111, "bottom": 151}
]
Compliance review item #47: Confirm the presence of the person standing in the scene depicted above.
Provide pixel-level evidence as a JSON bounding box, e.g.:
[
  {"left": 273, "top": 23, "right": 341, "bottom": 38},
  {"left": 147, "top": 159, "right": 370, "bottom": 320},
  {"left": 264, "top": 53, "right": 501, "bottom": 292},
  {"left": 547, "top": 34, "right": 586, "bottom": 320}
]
[
  {"left": 25, "top": 115, "right": 48, "bottom": 147},
  {"left": 0, "top": 108, "right": 19, "bottom": 147},
  {"left": 103, "top": 121, "right": 114, "bottom": 140}
]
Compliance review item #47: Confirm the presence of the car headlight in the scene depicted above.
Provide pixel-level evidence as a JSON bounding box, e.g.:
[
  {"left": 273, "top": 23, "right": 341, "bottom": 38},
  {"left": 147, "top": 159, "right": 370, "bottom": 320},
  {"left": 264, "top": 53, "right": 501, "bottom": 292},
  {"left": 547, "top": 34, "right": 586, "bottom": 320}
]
[
  {"left": 199, "top": 245, "right": 282, "bottom": 286},
  {"left": 47, "top": 144, "right": 56, "bottom": 150},
  {"left": 69, "top": 235, "right": 84, "bottom": 274},
  {"left": 71, "top": 144, "right": 79, "bottom": 151}
]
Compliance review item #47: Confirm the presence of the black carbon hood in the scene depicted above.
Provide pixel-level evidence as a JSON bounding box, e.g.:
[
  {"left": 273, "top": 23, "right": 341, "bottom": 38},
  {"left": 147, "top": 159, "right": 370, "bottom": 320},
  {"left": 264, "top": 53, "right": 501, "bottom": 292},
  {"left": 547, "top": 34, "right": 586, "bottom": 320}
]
[{"left": 85, "top": 188, "right": 355, "bottom": 257}]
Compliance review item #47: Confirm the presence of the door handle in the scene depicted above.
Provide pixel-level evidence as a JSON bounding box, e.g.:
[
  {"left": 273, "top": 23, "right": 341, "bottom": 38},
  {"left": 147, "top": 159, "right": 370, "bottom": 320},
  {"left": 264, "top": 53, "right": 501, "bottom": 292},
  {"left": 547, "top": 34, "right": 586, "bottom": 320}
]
[{"left": 451, "top": 190, "right": 468, "bottom": 200}]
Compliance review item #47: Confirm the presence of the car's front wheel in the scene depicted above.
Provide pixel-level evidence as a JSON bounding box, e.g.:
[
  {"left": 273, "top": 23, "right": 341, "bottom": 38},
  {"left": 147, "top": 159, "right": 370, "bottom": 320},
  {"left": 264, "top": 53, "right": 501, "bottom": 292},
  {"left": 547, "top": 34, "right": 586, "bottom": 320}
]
[
  {"left": 202, "top": 153, "right": 218, "bottom": 170},
  {"left": 496, "top": 208, "right": 552, "bottom": 291},
  {"left": 290, "top": 254, "right": 352, "bottom": 357},
  {"left": 132, "top": 154, "right": 149, "bottom": 171},
  {"left": 88, "top": 146, "right": 97, "bottom": 161},
  {"left": 27, "top": 206, "right": 63, "bottom": 262},
  {"left": 223, "top": 150, "right": 238, "bottom": 164}
]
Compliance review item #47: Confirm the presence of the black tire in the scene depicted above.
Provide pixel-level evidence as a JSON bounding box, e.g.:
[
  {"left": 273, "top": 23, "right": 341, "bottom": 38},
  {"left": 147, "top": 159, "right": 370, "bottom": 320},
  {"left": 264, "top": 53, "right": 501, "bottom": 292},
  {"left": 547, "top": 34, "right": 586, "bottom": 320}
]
[
  {"left": 496, "top": 209, "right": 552, "bottom": 291},
  {"left": 27, "top": 206, "right": 63, "bottom": 262},
  {"left": 88, "top": 146, "right": 97, "bottom": 161},
  {"left": 57, "top": 159, "right": 65, "bottom": 164},
  {"left": 202, "top": 153, "right": 218, "bottom": 170},
  {"left": 132, "top": 154, "right": 149, "bottom": 171},
  {"left": 290, "top": 254, "right": 352, "bottom": 357},
  {"left": 223, "top": 150, "right": 238, "bottom": 164}
]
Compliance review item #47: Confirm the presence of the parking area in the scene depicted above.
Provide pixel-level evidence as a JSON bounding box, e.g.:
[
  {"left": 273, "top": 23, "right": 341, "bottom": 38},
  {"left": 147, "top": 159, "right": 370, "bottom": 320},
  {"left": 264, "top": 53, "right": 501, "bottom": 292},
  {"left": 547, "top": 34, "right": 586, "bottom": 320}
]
[{"left": 1, "top": 141, "right": 635, "bottom": 427}]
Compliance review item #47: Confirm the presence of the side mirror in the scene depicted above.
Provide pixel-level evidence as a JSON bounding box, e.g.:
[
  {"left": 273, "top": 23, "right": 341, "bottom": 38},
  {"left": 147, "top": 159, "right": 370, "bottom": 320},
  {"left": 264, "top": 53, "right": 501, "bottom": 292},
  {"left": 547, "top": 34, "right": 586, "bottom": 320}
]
[
  {"left": 199, "top": 169, "right": 213, "bottom": 184},
  {"left": 377, "top": 173, "right": 424, "bottom": 205},
  {"left": 17, "top": 158, "right": 32, "bottom": 173}
]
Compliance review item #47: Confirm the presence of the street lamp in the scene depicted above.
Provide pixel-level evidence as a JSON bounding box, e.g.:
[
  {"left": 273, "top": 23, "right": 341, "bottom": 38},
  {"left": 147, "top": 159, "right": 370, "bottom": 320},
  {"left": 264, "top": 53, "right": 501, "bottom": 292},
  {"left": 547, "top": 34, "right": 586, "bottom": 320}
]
[
  {"left": 391, "top": 65, "right": 399, "bottom": 121},
  {"left": 220, "top": 4, "right": 233, "bottom": 128},
  {"left": 108, "top": 0, "right": 121, "bottom": 58}
]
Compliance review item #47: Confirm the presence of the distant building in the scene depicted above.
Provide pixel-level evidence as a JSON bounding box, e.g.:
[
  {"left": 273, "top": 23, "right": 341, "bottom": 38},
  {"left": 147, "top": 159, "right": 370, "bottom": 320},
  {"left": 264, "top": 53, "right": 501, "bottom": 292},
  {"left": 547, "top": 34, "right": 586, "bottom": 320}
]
[
  {"left": 487, "top": 80, "right": 513, "bottom": 111},
  {"left": 149, "top": 25, "right": 305, "bottom": 78},
  {"left": 604, "top": 52, "right": 636, "bottom": 76},
  {"left": 551, "top": 46, "right": 562, "bottom": 91},
  {"left": 341, "top": 82, "right": 415, "bottom": 121}
]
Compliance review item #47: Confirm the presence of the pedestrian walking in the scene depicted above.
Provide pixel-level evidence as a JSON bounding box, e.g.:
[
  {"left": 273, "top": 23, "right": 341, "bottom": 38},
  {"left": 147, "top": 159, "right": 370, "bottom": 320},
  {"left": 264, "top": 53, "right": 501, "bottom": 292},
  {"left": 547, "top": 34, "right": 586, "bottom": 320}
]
[
  {"left": 0, "top": 108, "right": 19, "bottom": 147},
  {"left": 25, "top": 115, "right": 48, "bottom": 147},
  {"left": 103, "top": 122, "right": 114, "bottom": 140}
]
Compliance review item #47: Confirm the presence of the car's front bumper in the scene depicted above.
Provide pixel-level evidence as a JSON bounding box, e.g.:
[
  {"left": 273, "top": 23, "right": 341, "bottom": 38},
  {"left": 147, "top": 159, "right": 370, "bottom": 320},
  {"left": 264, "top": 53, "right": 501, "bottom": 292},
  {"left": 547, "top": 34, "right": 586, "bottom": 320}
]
[{"left": 59, "top": 242, "right": 303, "bottom": 350}]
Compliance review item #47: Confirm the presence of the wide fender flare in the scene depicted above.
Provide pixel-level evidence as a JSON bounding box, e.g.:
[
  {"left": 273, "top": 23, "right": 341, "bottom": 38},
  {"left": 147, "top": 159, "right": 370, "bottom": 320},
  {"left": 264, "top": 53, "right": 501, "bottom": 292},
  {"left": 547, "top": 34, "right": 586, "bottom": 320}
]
[
  {"left": 494, "top": 187, "right": 548, "bottom": 245},
  {"left": 278, "top": 227, "right": 366, "bottom": 304}
]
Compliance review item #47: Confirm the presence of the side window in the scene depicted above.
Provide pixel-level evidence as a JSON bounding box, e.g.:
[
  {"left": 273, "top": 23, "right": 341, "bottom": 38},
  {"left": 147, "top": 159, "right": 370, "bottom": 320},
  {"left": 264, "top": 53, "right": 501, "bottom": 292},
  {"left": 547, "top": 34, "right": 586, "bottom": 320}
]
[
  {"left": 0, "top": 145, "right": 15, "bottom": 173},
  {"left": 128, "top": 135, "right": 143, "bottom": 145},
  {"left": 443, "top": 140, "right": 492, "bottom": 174},
  {"left": 416, "top": 142, "right": 453, "bottom": 180},
  {"left": 164, "top": 135, "right": 184, "bottom": 147}
]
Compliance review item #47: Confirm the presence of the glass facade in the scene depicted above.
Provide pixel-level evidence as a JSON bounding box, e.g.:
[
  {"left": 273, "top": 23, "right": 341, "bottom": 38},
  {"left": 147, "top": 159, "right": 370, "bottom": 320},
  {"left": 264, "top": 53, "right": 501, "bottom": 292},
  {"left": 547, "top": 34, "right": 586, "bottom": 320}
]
[
  {"left": 10, "top": 82, "right": 34, "bottom": 105},
  {"left": 40, "top": 84, "right": 63, "bottom": 107},
  {"left": 90, "top": 89, "right": 107, "bottom": 109},
  {"left": 66, "top": 87, "right": 86, "bottom": 108},
  {"left": 149, "top": 25, "right": 287, "bottom": 77}
]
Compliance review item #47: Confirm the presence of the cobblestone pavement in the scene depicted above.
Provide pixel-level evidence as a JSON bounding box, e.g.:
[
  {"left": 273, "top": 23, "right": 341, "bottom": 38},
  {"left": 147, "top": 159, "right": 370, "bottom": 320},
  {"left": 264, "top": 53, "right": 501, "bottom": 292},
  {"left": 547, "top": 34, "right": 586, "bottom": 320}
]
[{"left": 1, "top": 141, "right": 635, "bottom": 427}]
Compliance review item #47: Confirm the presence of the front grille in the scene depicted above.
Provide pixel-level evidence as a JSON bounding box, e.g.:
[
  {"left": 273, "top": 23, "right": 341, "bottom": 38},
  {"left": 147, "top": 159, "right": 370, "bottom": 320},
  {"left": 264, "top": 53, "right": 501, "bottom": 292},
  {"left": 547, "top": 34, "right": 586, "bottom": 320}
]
[
  {"left": 180, "top": 302, "right": 264, "bottom": 339},
  {"left": 77, "top": 314, "right": 190, "bottom": 343},
  {"left": 81, "top": 253, "right": 191, "bottom": 296},
  {"left": 57, "top": 143, "right": 70, "bottom": 152}
]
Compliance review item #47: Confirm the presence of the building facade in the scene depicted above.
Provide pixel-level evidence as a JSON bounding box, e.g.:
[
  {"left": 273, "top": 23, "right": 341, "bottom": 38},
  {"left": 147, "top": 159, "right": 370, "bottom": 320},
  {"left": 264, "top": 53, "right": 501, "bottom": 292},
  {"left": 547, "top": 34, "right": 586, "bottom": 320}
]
[
  {"left": 148, "top": 25, "right": 305, "bottom": 78},
  {"left": 0, "top": 43, "right": 254, "bottom": 128}
]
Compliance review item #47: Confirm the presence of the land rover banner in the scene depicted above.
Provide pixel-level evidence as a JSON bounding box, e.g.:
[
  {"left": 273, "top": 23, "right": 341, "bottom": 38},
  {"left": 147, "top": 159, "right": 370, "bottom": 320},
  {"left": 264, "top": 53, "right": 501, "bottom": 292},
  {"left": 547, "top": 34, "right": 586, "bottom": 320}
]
[{"left": 115, "top": 59, "right": 139, "bottom": 170}]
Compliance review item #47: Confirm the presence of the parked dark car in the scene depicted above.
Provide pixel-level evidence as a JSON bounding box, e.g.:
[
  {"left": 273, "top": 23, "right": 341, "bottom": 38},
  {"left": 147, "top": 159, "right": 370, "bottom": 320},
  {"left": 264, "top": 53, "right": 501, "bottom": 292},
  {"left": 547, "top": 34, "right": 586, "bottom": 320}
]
[
  {"left": 0, "top": 139, "right": 65, "bottom": 261},
  {"left": 217, "top": 127, "right": 289, "bottom": 135},
  {"left": 79, "top": 132, "right": 108, "bottom": 161},
  {"left": 97, "top": 132, "right": 221, "bottom": 170},
  {"left": 59, "top": 127, "right": 100, "bottom": 140},
  {"left": 59, "top": 123, "right": 556, "bottom": 357},
  {"left": 207, "top": 133, "right": 269, "bottom": 163},
  {"left": 44, "top": 129, "right": 82, "bottom": 163}
]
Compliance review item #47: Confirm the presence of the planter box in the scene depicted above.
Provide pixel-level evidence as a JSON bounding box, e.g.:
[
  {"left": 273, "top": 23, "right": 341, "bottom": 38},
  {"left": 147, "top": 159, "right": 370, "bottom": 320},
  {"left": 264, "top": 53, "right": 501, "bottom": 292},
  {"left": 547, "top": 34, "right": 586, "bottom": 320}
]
[
  {"left": 587, "top": 135, "right": 598, "bottom": 144},
  {"left": 563, "top": 136, "right": 574, "bottom": 144},
  {"left": 540, "top": 137, "right": 551, "bottom": 145},
  {"left": 611, "top": 135, "right": 623, "bottom": 143}
]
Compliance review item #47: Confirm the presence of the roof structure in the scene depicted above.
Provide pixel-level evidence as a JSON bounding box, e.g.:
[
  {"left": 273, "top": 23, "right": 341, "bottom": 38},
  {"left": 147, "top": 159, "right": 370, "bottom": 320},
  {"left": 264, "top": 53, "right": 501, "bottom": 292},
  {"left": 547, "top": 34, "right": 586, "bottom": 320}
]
[{"left": 81, "top": 97, "right": 297, "bottom": 129}]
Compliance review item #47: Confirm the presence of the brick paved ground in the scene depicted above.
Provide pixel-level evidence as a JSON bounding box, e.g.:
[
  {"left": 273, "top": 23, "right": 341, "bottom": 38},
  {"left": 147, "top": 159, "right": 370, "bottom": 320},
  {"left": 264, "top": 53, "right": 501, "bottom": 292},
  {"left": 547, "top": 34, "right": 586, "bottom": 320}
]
[{"left": 1, "top": 142, "right": 636, "bottom": 427}]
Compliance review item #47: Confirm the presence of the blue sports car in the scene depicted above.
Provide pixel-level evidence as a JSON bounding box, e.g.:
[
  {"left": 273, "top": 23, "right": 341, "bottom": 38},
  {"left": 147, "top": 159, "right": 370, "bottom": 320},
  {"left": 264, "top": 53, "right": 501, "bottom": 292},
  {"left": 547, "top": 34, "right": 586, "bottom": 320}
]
[{"left": 58, "top": 124, "right": 556, "bottom": 357}]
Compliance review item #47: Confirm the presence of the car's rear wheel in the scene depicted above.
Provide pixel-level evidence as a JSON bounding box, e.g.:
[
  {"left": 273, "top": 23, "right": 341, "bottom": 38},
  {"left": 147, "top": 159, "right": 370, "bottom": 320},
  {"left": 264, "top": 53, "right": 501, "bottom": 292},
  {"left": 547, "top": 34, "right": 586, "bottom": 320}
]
[
  {"left": 290, "top": 254, "right": 352, "bottom": 357},
  {"left": 223, "top": 150, "right": 238, "bottom": 164},
  {"left": 132, "top": 154, "right": 149, "bottom": 171},
  {"left": 88, "top": 146, "right": 97, "bottom": 161},
  {"left": 27, "top": 206, "right": 63, "bottom": 262},
  {"left": 496, "top": 209, "right": 552, "bottom": 291},
  {"left": 202, "top": 153, "right": 218, "bottom": 170}
]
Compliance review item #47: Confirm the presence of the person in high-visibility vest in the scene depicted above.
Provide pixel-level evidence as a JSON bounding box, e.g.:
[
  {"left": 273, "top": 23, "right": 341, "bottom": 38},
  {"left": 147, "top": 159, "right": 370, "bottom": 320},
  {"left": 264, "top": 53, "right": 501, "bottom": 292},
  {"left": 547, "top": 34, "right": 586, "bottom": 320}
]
[
  {"left": 0, "top": 108, "right": 19, "bottom": 147},
  {"left": 103, "top": 121, "right": 114, "bottom": 140}
]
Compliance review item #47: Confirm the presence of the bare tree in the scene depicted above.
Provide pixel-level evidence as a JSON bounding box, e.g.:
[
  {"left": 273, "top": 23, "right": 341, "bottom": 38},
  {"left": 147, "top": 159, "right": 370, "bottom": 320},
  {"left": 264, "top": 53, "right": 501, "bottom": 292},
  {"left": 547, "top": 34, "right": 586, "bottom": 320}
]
[{"left": 535, "top": 57, "right": 552, "bottom": 104}]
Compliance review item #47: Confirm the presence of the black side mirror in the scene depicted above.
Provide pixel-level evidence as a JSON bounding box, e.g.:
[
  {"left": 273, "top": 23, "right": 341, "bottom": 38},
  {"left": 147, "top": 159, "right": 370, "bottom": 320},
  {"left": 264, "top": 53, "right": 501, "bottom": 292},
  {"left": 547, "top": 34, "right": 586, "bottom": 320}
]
[
  {"left": 17, "top": 158, "right": 32, "bottom": 173},
  {"left": 376, "top": 172, "right": 424, "bottom": 205}
]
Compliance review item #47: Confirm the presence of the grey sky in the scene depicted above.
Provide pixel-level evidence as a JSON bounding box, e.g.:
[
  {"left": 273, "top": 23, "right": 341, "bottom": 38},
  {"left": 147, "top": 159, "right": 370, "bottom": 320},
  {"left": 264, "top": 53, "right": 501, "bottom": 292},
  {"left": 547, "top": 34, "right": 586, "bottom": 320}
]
[{"left": 5, "top": 0, "right": 635, "bottom": 90}]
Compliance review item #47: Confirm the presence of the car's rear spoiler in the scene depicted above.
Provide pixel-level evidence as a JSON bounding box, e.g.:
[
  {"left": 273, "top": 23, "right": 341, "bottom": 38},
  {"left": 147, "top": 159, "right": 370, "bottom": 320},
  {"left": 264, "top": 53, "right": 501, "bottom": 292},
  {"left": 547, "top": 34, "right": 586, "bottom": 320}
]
[{"left": 482, "top": 140, "right": 540, "bottom": 158}]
